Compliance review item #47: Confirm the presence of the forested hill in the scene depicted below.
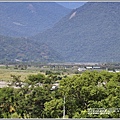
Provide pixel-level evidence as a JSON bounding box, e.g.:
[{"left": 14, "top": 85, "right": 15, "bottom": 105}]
[
  {"left": 1, "top": 2, "right": 120, "bottom": 63},
  {"left": 0, "top": 35, "right": 63, "bottom": 62},
  {"left": 33, "top": 2, "right": 120, "bottom": 63},
  {"left": 0, "top": 2, "right": 71, "bottom": 37}
]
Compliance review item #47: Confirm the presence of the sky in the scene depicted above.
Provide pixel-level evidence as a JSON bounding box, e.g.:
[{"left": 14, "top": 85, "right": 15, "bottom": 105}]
[{"left": 57, "top": 2, "right": 87, "bottom": 9}]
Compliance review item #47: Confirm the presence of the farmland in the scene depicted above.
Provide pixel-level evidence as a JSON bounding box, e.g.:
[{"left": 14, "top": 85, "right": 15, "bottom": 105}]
[
  {"left": 0, "top": 62, "right": 120, "bottom": 82},
  {"left": 0, "top": 65, "right": 41, "bottom": 81},
  {"left": 0, "top": 62, "right": 120, "bottom": 118}
]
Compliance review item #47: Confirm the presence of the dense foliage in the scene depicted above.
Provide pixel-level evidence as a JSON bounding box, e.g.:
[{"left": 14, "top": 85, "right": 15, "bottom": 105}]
[
  {"left": 0, "top": 70, "right": 120, "bottom": 118},
  {"left": 0, "top": 35, "right": 63, "bottom": 62}
]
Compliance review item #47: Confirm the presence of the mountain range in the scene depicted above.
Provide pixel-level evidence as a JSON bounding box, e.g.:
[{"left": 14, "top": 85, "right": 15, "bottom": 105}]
[
  {"left": 33, "top": 2, "right": 120, "bottom": 62},
  {"left": 0, "top": 35, "right": 63, "bottom": 62},
  {"left": 1, "top": 2, "right": 120, "bottom": 63},
  {"left": 0, "top": 2, "right": 71, "bottom": 37}
]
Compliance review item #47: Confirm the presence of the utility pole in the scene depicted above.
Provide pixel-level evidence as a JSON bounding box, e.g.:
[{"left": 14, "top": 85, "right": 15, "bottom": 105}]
[{"left": 63, "top": 95, "right": 65, "bottom": 119}]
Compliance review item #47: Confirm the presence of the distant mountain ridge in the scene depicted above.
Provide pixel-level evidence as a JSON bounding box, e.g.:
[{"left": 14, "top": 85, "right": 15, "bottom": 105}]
[
  {"left": 0, "top": 2, "right": 71, "bottom": 37},
  {"left": 33, "top": 2, "right": 120, "bottom": 62},
  {"left": 1, "top": 2, "right": 120, "bottom": 63},
  {"left": 0, "top": 35, "right": 63, "bottom": 62}
]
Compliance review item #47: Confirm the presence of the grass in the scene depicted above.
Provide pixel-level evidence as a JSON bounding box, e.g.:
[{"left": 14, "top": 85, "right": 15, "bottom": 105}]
[
  {"left": 0, "top": 66, "right": 41, "bottom": 81},
  {"left": 0, "top": 64, "right": 77, "bottom": 82}
]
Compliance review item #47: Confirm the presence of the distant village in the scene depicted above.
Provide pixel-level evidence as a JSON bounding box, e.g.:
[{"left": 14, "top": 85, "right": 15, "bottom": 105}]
[
  {"left": 41, "top": 62, "right": 120, "bottom": 73},
  {"left": 1, "top": 62, "right": 120, "bottom": 73},
  {"left": 0, "top": 62, "right": 120, "bottom": 89}
]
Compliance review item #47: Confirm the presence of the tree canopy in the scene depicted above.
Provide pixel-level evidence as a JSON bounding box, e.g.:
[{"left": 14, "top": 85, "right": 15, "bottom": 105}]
[{"left": 0, "top": 70, "right": 120, "bottom": 118}]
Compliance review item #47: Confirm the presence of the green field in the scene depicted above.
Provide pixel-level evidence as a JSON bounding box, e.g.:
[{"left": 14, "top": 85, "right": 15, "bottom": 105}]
[
  {"left": 0, "top": 65, "right": 41, "bottom": 81},
  {"left": 0, "top": 64, "right": 77, "bottom": 82}
]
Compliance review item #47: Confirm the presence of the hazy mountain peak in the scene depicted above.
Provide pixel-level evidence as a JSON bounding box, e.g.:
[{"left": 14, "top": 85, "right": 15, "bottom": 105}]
[
  {"left": 1, "top": 2, "right": 120, "bottom": 63},
  {"left": 0, "top": 2, "right": 71, "bottom": 37},
  {"left": 33, "top": 2, "right": 120, "bottom": 62}
]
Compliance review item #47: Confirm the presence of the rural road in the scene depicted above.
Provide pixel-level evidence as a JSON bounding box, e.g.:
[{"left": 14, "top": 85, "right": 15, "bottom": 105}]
[{"left": 0, "top": 81, "right": 9, "bottom": 88}]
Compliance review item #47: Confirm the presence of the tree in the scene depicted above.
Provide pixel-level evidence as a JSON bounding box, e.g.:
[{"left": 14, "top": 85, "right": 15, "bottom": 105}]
[
  {"left": 44, "top": 98, "right": 63, "bottom": 118},
  {"left": 0, "top": 87, "right": 15, "bottom": 118},
  {"left": 59, "top": 70, "right": 120, "bottom": 118},
  {"left": 27, "top": 73, "right": 46, "bottom": 84},
  {"left": 0, "top": 70, "right": 119, "bottom": 118},
  {"left": 10, "top": 75, "right": 23, "bottom": 88}
]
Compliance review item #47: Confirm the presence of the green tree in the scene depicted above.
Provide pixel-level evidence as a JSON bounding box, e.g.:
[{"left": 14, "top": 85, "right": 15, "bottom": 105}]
[
  {"left": 0, "top": 87, "right": 15, "bottom": 118},
  {"left": 59, "top": 71, "right": 120, "bottom": 118},
  {"left": 44, "top": 98, "right": 63, "bottom": 118}
]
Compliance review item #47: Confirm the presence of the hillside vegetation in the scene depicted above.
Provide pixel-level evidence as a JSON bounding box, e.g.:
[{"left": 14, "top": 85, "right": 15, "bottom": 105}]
[
  {"left": 0, "top": 2, "right": 71, "bottom": 37},
  {"left": 33, "top": 2, "right": 120, "bottom": 62},
  {"left": 0, "top": 70, "right": 120, "bottom": 118},
  {"left": 1, "top": 2, "right": 120, "bottom": 63},
  {"left": 0, "top": 35, "right": 63, "bottom": 62}
]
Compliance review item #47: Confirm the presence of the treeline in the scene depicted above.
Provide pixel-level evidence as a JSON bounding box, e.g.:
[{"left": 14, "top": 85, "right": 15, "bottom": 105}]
[{"left": 0, "top": 70, "right": 120, "bottom": 118}]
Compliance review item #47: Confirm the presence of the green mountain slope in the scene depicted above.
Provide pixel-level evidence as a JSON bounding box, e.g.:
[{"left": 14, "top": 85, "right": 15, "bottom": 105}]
[
  {"left": 0, "top": 2, "right": 71, "bottom": 37},
  {"left": 33, "top": 2, "right": 120, "bottom": 62},
  {"left": 0, "top": 35, "right": 63, "bottom": 62}
]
